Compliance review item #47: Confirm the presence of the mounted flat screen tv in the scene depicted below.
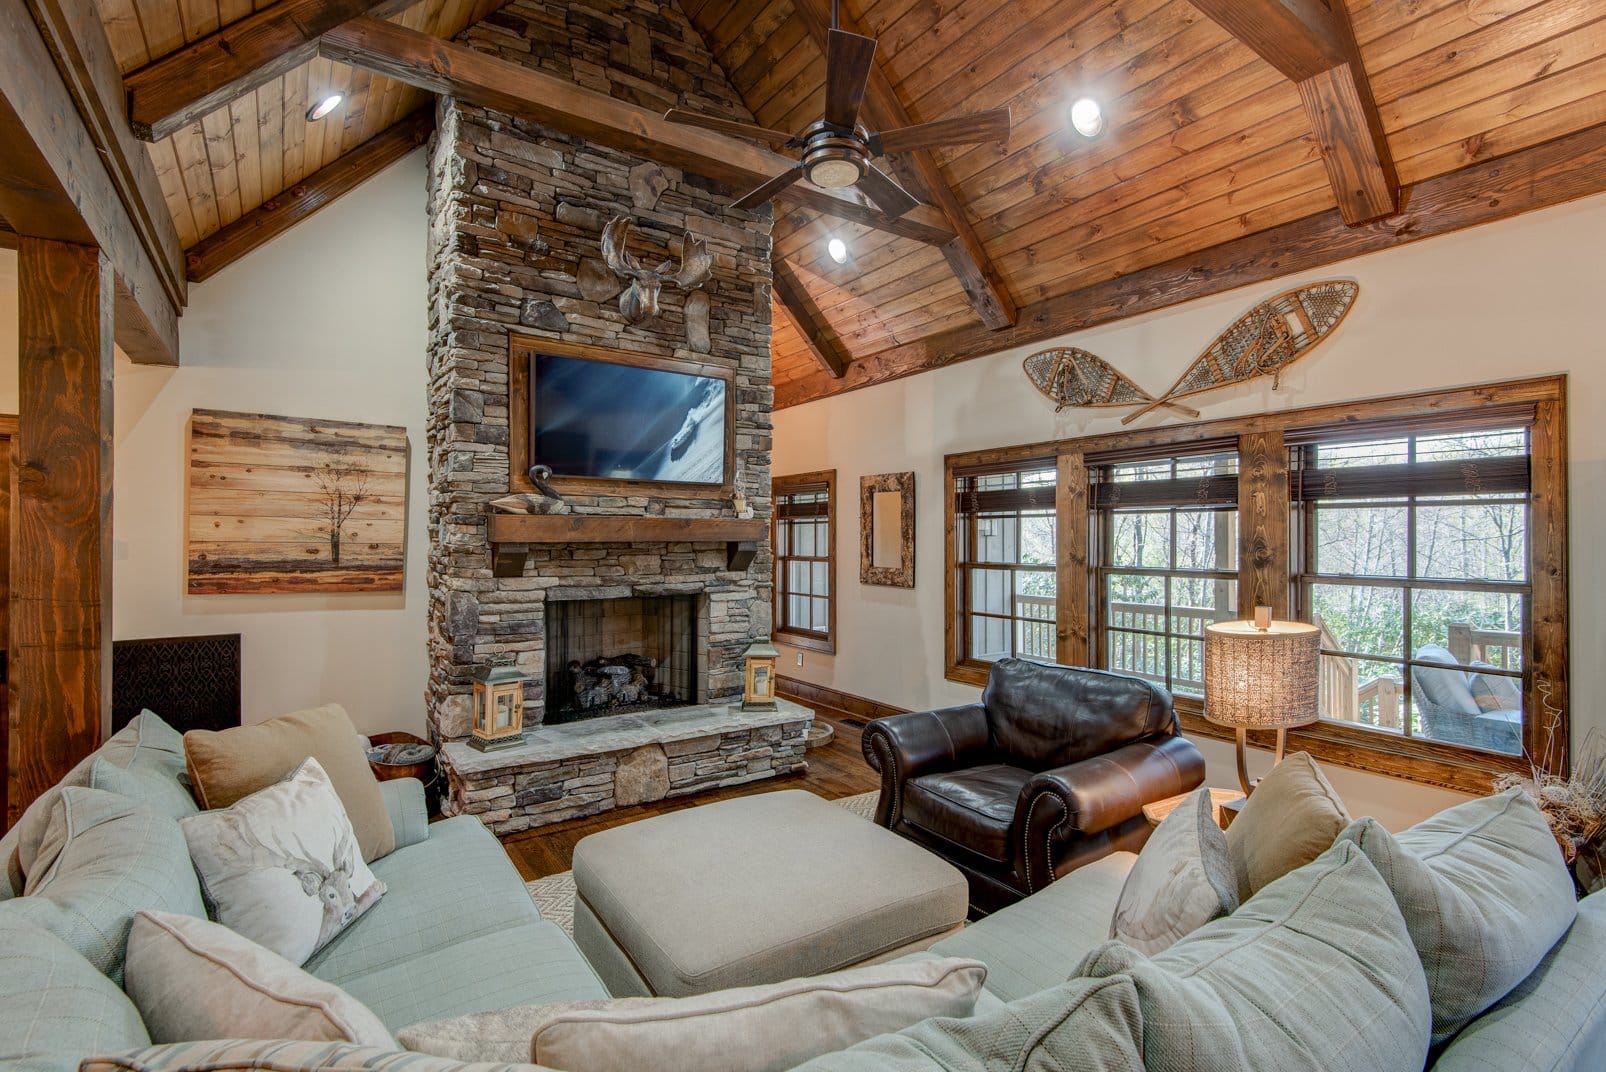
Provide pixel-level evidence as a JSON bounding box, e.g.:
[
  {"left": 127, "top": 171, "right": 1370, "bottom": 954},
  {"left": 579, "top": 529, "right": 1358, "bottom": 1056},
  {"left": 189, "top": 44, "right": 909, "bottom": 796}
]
[{"left": 514, "top": 339, "right": 734, "bottom": 494}]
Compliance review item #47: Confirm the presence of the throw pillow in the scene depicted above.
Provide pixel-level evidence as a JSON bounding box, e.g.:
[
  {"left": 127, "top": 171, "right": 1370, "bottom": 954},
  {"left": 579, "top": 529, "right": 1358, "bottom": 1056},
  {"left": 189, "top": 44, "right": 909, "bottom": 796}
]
[
  {"left": 125, "top": 910, "right": 395, "bottom": 1047},
  {"left": 397, "top": 957, "right": 989, "bottom": 1071},
  {"left": 181, "top": 758, "right": 386, "bottom": 966},
  {"left": 184, "top": 704, "right": 395, "bottom": 862},
  {"left": 82, "top": 1040, "right": 550, "bottom": 1072},
  {"left": 90, "top": 756, "right": 199, "bottom": 823},
  {"left": 1336, "top": 789, "right": 1577, "bottom": 1045},
  {"left": 1224, "top": 750, "right": 1350, "bottom": 899},
  {"left": 0, "top": 908, "right": 151, "bottom": 1072},
  {"left": 20, "top": 786, "right": 206, "bottom": 983},
  {"left": 1076, "top": 841, "right": 1432, "bottom": 1072},
  {"left": 1110, "top": 787, "right": 1237, "bottom": 954},
  {"left": 1467, "top": 661, "right": 1522, "bottom": 713}
]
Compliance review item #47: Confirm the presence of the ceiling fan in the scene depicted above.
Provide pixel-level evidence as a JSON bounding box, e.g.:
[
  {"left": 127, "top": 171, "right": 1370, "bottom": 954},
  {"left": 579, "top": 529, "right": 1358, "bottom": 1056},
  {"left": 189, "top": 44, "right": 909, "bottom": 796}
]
[{"left": 663, "top": 4, "right": 1009, "bottom": 218}]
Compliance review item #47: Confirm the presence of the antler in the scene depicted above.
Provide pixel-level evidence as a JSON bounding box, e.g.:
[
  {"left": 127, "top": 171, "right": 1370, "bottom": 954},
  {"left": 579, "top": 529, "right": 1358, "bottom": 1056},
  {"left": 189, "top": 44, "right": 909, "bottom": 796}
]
[
  {"left": 672, "top": 234, "right": 713, "bottom": 291},
  {"left": 601, "top": 217, "right": 646, "bottom": 280}
]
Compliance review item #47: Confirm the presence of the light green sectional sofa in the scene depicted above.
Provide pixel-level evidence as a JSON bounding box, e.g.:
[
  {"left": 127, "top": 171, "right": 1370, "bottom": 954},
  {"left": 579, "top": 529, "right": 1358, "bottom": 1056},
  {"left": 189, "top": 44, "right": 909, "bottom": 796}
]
[{"left": 4, "top": 711, "right": 1605, "bottom": 1072}]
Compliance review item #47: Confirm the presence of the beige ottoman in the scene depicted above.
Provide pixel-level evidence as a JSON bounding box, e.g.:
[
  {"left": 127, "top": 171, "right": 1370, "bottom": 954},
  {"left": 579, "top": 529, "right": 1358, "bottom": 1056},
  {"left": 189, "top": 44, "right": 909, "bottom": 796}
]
[{"left": 571, "top": 789, "right": 968, "bottom": 997}]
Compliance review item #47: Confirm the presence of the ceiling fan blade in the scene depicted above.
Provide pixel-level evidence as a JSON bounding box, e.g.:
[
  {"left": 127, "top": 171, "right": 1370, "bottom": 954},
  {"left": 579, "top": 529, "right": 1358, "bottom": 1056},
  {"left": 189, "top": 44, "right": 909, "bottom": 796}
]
[
  {"left": 663, "top": 108, "right": 796, "bottom": 146},
  {"left": 868, "top": 108, "right": 1011, "bottom": 156},
  {"left": 823, "top": 28, "right": 877, "bottom": 129},
  {"left": 856, "top": 163, "right": 921, "bottom": 218},
  {"left": 731, "top": 165, "right": 805, "bottom": 211}
]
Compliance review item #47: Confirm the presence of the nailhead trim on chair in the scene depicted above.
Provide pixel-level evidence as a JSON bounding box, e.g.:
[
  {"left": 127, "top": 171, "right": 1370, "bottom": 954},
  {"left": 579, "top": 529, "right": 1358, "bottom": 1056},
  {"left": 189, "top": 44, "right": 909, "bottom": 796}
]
[
  {"left": 1021, "top": 791, "right": 1069, "bottom": 894},
  {"left": 863, "top": 729, "right": 902, "bottom": 825}
]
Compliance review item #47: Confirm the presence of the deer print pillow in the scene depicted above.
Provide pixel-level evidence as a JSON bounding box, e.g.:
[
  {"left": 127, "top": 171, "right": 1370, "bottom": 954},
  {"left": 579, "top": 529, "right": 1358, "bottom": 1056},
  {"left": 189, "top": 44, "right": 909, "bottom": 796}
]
[{"left": 180, "top": 758, "right": 386, "bottom": 966}]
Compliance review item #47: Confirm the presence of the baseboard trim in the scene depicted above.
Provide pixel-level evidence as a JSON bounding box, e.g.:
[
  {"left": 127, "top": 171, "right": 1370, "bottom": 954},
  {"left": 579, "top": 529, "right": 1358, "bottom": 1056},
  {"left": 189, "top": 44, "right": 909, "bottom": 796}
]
[{"left": 777, "top": 676, "right": 909, "bottom": 722}]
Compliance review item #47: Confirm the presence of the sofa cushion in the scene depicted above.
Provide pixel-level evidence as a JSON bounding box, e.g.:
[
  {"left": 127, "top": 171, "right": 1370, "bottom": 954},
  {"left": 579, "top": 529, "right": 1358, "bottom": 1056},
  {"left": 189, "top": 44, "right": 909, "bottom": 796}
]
[
  {"left": 1433, "top": 889, "right": 1606, "bottom": 1072},
  {"left": 929, "top": 851, "right": 1135, "bottom": 1003},
  {"left": 1076, "top": 841, "right": 1431, "bottom": 1072},
  {"left": 1467, "top": 662, "right": 1522, "bottom": 713},
  {"left": 125, "top": 910, "right": 394, "bottom": 1048},
  {"left": 7, "top": 711, "right": 184, "bottom": 887},
  {"left": 90, "top": 756, "right": 198, "bottom": 823},
  {"left": 306, "top": 816, "right": 543, "bottom": 987},
  {"left": 21, "top": 786, "right": 205, "bottom": 984},
  {"left": 181, "top": 758, "right": 386, "bottom": 966},
  {"left": 0, "top": 909, "right": 151, "bottom": 1072},
  {"left": 184, "top": 704, "right": 395, "bottom": 863},
  {"left": 341, "top": 921, "right": 609, "bottom": 1031},
  {"left": 1338, "top": 789, "right": 1577, "bottom": 1045},
  {"left": 1224, "top": 750, "right": 1350, "bottom": 899},
  {"left": 82, "top": 1040, "right": 561, "bottom": 1072},
  {"left": 1111, "top": 787, "right": 1237, "bottom": 954},
  {"left": 902, "top": 765, "right": 1028, "bottom": 863},
  {"left": 788, "top": 974, "right": 1145, "bottom": 1072},
  {"left": 981, "top": 658, "right": 1173, "bottom": 770},
  {"left": 401, "top": 957, "right": 987, "bottom": 1072}
]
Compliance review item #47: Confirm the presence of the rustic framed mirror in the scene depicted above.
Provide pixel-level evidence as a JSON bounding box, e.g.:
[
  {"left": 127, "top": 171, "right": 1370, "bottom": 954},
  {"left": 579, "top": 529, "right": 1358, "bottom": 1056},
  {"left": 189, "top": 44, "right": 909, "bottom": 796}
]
[{"left": 860, "top": 471, "right": 915, "bottom": 587}]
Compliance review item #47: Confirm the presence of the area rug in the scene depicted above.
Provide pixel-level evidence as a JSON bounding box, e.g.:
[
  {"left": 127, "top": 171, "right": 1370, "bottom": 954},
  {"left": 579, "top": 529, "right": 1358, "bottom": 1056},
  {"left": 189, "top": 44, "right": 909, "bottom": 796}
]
[{"left": 525, "top": 790, "right": 879, "bottom": 935}]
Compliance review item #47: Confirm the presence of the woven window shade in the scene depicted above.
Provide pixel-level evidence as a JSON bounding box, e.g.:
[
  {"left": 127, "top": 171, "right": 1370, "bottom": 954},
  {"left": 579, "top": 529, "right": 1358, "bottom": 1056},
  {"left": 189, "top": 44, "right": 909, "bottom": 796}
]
[{"left": 1203, "top": 620, "right": 1321, "bottom": 730}]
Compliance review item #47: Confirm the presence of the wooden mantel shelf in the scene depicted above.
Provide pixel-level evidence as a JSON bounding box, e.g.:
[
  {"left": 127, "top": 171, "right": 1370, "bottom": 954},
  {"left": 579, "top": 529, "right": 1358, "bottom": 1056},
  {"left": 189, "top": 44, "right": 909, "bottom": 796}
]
[{"left": 488, "top": 514, "right": 768, "bottom": 576}]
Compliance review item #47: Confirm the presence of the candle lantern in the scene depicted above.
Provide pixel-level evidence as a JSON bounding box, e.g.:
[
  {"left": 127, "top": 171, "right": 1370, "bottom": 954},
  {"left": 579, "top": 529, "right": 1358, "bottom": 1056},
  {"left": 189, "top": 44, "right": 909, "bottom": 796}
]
[
  {"left": 470, "top": 664, "right": 528, "bottom": 752},
  {"left": 740, "top": 637, "right": 780, "bottom": 712}
]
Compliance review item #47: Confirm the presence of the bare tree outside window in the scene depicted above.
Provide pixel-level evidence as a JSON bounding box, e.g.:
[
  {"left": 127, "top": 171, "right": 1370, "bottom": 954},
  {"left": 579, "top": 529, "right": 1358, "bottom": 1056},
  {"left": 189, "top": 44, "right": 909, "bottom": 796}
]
[{"left": 308, "top": 461, "right": 373, "bottom": 565}]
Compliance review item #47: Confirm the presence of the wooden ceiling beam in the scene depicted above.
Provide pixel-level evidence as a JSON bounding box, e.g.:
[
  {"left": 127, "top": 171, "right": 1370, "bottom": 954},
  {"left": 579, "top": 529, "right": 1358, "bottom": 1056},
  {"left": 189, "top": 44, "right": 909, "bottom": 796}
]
[
  {"left": 0, "top": 0, "right": 178, "bottom": 365},
  {"left": 125, "top": 0, "right": 414, "bottom": 143},
  {"left": 185, "top": 108, "right": 433, "bottom": 283},
  {"left": 772, "top": 259, "right": 851, "bottom": 378},
  {"left": 789, "top": 0, "right": 1016, "bottom": 330},
  {"left": 1191, "top": 0, "right": 1397, "bottom": 224},
  {"left": 775, "top": 121, "right": 1606, "bottom": 409},
  {"left": 318, "top": 17, "right": 956, "bottom": 245}
]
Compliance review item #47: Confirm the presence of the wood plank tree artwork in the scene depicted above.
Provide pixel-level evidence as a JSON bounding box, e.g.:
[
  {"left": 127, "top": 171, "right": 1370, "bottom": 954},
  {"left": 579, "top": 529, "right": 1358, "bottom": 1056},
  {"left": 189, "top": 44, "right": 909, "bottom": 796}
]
[{"left": 186, "top": 410, "right": 407, "bottom": 594}]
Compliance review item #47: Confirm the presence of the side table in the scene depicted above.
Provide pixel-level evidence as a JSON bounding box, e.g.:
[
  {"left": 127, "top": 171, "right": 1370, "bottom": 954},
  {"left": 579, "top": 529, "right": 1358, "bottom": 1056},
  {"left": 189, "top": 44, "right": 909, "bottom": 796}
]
[{"left": 1142, "top": 787, "right": 1244, "bottom": 829}]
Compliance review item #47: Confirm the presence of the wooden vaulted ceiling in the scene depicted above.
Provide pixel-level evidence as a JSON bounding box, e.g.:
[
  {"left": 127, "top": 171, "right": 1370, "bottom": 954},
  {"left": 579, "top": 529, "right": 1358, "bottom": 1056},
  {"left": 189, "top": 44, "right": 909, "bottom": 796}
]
[{"left": 60, "top": 0, "right": 1606, "bottom": 395}]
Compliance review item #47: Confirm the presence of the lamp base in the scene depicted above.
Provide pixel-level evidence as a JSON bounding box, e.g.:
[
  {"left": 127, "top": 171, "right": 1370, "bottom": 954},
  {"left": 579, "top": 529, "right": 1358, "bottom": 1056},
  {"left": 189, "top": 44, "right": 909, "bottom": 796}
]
[{"left": 1235, "top": 727, "right": 1291, "bottom": 796}]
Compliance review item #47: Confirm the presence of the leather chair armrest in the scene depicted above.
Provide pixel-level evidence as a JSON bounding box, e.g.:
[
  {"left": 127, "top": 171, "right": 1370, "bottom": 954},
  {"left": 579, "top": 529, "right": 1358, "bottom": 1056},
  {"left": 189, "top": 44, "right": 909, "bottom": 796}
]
[
  {"left": 861, "top": 704, "right": 991, "bottom": 828},
  {"left": 1014, "top": 734, "right": 1205, "bottom": 893}
]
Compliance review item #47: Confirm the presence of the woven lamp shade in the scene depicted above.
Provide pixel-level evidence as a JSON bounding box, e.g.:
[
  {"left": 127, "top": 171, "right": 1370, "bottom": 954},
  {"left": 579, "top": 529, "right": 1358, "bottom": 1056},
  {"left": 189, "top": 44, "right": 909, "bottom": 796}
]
[{"left": 1203, "top": 620, "right": 1321, "bottom": 730}]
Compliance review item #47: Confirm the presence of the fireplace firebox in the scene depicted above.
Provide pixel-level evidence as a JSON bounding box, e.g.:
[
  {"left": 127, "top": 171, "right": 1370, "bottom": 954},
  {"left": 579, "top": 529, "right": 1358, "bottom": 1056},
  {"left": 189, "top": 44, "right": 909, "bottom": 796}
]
[{"left": 544, "top": 595, "right": 700, "bottom": 724}]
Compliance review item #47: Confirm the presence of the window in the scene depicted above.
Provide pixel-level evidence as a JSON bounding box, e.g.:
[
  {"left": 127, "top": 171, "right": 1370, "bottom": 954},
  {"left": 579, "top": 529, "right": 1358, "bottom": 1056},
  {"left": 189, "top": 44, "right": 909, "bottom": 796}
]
[
  {"left": 1091, "top": 449, "right": 1239, "bottom": 698},
  {"left": 773, "top": 471, "right": 835, "bottom": 652},
  {"left": 950, "top": 458, "right": 1058, "bottom": 678},
  {"left": 1293, "top": 422, "right": 1532, "bottom": 756},
  {"left": 942, "top": 377, "right": 1568, "bottom": 792}
]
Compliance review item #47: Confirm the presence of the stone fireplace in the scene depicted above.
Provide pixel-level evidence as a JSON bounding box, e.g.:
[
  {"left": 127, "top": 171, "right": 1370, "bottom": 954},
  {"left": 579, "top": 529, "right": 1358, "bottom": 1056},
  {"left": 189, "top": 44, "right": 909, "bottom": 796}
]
[{"left": 424, "top": 0, "right": 812, "bottom": 833}]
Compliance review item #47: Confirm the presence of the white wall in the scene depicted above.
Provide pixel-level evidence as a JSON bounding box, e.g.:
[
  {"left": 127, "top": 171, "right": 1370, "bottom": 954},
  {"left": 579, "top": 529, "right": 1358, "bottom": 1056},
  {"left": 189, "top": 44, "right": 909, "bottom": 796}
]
[
  {"left": 112, "top": 150, "right": 430, "bottom": 736},
  {"left": 774, "top": 190, "right": 1606, "bottom": 830}
]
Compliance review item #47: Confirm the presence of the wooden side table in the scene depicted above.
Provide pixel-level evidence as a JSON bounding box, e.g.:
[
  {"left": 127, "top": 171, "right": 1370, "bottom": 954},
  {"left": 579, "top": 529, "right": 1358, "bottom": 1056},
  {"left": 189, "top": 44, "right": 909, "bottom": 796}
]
[{"left": 1143, "top": 787, "right": 1245, "bottom": 828}]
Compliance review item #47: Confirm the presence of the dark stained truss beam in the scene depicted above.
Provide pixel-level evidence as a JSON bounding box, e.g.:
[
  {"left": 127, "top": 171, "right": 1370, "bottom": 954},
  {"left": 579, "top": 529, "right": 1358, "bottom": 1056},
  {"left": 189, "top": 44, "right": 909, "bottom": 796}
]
[{"left": 773, "top": 258, "right": 852, "bottom": 378}]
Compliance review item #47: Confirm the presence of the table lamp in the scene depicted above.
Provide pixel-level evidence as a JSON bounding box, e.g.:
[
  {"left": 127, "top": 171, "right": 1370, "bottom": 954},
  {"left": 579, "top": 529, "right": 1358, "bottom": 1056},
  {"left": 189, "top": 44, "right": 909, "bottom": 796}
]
[{"left": 1203, "top": 607, "right": 1321, "bottom": 795}]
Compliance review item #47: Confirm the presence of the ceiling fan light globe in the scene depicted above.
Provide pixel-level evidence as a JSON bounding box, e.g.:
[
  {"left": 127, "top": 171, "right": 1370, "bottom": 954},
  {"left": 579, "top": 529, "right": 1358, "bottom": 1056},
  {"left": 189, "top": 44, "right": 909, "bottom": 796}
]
[
  {"left": 807, "top": 158, "right": 863, "bottom": 189},
  {"left": 1070, "top": 98, "right": 1104, "bottom": 138}
]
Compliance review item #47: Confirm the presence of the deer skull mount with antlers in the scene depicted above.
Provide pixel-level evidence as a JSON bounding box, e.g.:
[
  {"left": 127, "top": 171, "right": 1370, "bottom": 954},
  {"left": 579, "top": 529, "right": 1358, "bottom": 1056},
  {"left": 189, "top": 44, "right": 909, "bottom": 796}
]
[{"left": 600, "top": 216, "right": 713, "bottom": 326}]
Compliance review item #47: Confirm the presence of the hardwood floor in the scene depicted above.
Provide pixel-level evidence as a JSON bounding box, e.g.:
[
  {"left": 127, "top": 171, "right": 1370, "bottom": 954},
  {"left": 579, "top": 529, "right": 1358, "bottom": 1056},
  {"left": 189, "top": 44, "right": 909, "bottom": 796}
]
[{"left": 500, "top": 709, "right": 881, "bottom": 881}]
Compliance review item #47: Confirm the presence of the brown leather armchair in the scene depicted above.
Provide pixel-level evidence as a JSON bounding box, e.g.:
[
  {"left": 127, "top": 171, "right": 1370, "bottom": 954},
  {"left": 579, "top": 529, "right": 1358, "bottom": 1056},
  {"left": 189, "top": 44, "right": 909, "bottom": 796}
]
[{"left": 862, "top": 658, "right": 1205, "bottom": 914}]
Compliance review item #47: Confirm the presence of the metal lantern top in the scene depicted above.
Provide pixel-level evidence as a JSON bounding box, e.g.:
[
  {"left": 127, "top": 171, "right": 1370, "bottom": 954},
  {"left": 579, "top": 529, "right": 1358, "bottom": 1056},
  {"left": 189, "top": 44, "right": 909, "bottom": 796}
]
[
  {"left": 743, "top": 637, "right": 780, "bottom": 661},
  {"left": 1203, "top": 618, "right": 1321, "bottom": 731},
  {"left": 471, "top": 664, "right": 529, "bottom": 687}
]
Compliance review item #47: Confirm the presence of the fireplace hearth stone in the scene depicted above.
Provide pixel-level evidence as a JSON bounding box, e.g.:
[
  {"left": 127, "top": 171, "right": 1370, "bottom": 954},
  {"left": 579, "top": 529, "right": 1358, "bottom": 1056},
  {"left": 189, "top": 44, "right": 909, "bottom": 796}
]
[{"left": 439, "top": 699, "right": 813, "bottom": 834}]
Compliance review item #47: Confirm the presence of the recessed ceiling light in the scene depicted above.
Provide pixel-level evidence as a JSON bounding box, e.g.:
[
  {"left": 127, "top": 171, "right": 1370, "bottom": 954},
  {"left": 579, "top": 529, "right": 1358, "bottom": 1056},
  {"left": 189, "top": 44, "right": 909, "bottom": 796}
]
[
  {"left": 306, "top": 94, "right": 344, "bottom": 122},
  {"left": 827, "top": 237, "right": 849, "bottom": 264},
  {"left": 1069, "top": 97, "right": 1104, "bottom": 138}
]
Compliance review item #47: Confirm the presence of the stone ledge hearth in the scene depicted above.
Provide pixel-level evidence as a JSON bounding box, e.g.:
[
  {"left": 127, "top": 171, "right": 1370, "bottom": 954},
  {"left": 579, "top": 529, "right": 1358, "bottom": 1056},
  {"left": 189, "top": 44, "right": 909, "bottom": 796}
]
[{"left": 440, "top": 700, "right": 813, "bottom": 835}]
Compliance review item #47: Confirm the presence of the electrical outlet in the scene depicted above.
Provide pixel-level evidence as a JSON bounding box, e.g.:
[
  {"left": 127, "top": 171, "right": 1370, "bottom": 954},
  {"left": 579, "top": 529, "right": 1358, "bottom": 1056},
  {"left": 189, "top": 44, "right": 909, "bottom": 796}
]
[{"left": 796, "top": 652, "right": 804, "bottom": 666}]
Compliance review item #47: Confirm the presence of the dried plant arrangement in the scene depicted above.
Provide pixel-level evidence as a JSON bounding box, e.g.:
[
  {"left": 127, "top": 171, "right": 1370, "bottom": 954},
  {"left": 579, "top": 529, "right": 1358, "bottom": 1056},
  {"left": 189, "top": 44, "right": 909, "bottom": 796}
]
[{"left": 1495, "top": 726, "right": 1606, "bottom": 896}]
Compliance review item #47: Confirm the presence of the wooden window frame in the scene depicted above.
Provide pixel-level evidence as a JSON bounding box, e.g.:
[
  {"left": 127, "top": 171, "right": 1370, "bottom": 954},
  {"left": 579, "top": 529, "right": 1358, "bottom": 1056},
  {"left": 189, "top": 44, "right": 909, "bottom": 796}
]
[
  {"left": 773, "top": 469, "right": 837, "bottom": 653},
  {"left": 943, "top": 376, "right": 1569, "bottom": 794}
]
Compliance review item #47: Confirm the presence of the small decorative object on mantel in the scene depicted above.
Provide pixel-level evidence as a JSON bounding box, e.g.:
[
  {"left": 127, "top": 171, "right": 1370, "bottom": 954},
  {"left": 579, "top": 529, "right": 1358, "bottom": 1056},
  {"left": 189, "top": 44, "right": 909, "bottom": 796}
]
[
  {"left": 1496, "top": 730, "right": 1606, "bottom": 897},
  {"left": 600, "top": 216, "right": 713, "bottom": 326},
  {"left": 489, "top": 466, "right": 571, "bottom": 515},
  {"left": 861, "top": 471, "right": 915, "bottom": 588},
  {"left": 1022, "top": 347, "right": 1200, "bottom": 418},
  {"left": 1121, "top": 280, "right": 1359, "bottom": 425},
  {"left": 739, "top": 637, "right": 780, "bottom": 713},
  {"left": 469, "top": 662, "right": 528, "bottom": 752}
]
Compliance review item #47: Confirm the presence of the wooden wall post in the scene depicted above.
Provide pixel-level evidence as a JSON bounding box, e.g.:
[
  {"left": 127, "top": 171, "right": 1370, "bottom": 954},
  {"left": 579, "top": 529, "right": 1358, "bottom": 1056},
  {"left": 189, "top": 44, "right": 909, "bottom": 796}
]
[
  {"left": 1056, "top": 452, "right": 1089, "bottom": 667},
  {"left": 9, "top": 238, "right": 114, "bottom": 824},
  {"left": 1236, "top": 430, "right": 1289, "bottom": 617}
]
